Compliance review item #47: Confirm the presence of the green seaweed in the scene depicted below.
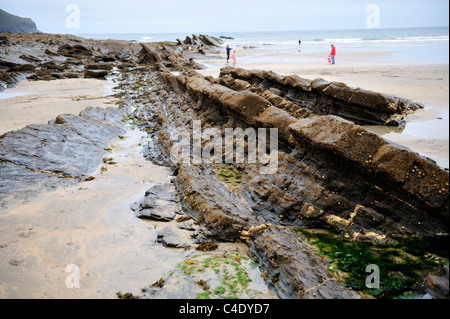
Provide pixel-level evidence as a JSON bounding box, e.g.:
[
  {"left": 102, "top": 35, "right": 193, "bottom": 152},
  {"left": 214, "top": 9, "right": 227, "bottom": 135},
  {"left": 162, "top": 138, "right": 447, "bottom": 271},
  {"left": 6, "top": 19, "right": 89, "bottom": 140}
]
[
  {"left": 195, "top": 292, "right": 211, "bottom": 299},
  {"left": 214, "top": 286, "right": 226, "bottom": 294},
  {"left": 295, "top": 229, "right": 448, "bottom": 299},
  {"left": 122, "top": 113, "right": 141, "bottom": 127},
  {"left": 213, "top": 164, "right": 245, "bottom": 192},
  {"left": 180, "top": 252, "right": 258, "bottom": 299}
]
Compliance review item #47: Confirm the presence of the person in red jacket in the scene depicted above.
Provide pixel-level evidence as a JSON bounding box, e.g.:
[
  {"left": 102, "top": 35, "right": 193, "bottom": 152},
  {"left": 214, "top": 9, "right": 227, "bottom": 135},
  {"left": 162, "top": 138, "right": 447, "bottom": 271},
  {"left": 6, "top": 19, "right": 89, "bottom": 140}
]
[{"left": 330, "top": 44, "right": 336, "bottom": 64}]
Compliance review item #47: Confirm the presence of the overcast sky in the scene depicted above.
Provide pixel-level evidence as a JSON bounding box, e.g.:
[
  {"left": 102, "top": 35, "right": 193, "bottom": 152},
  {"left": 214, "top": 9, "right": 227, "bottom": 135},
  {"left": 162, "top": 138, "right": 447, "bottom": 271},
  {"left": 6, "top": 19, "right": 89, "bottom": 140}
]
[{"left": 1, "top": 0, "right": 449, "bottom": 34}]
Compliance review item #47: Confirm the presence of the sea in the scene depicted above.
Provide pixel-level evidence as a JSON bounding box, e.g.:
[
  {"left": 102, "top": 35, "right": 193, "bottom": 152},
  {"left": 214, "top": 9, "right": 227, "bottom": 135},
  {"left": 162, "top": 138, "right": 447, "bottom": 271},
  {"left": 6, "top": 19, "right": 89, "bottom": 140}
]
[{"left": 77, "top": 26, "right": 449, "bottom": 63}]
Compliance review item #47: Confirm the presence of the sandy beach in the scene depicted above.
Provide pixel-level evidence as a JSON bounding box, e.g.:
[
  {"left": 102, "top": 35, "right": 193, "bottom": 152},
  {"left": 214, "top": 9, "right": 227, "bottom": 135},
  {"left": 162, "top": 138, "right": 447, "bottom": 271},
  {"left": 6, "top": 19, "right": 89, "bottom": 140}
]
[
  {"left": 197, "top": 47, "right": 449, "bottom": 168},
  {"left": 0, "top": 78, "right": 115, "bottom": 135}
]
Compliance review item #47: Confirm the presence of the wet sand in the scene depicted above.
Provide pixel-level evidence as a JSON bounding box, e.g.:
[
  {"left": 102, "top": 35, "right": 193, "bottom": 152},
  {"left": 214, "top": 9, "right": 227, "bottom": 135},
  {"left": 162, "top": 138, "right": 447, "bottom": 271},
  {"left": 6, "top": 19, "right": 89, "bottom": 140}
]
[
  {"left": 0, "top": 127, "right": 180, "bottom": 298},
  {"left": 197, "top": 47, "right": 449, "bottom": 169},
  {"left": 0, "top": 78, "right": 115, "bottom": 135}
]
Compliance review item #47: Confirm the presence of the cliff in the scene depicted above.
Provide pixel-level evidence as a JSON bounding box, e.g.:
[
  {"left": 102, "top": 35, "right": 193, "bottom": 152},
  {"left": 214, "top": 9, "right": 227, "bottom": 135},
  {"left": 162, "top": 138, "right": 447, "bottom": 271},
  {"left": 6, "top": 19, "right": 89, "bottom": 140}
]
[{"left": 0, "top": 9, "right": 40, "bottom": 33}]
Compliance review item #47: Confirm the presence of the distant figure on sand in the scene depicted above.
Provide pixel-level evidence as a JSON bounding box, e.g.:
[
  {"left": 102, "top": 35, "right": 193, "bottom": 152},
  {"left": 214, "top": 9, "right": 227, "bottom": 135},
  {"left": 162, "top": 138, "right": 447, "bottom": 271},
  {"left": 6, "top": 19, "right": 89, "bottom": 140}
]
[
  {"left": 226, "top": 44, "right": 232, "bottom": 63},
  {"left": 298, "top": 39, "right": 302, "bottom": 52},
  {"left": 330, "top": 44, "right": 336, "bottom": 64},
  {"left": 232, "top": 50, "right": 237, "bottom": 66}
]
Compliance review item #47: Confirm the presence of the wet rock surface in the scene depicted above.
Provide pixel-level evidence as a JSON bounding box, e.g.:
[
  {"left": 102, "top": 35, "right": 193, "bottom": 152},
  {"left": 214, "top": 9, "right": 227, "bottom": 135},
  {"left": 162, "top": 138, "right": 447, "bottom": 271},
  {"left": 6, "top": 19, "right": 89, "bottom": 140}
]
[
  {"left": 248, "top": 224, "right": 360, "bottom": 299},
  {"left": 132, "top": 183, "right": 181, "bottom": 221},
  {"left": 159, "top": 70, "right": 448, "bottom": 236},
  {"left": 0, "top": 33, "right": 143, "bottom": 89},
  {"left": 0, "top": 106, "right": 129, "bottom": 208},
  {"left": 424, "top": 265, "right": 449, "bottom": 299}
]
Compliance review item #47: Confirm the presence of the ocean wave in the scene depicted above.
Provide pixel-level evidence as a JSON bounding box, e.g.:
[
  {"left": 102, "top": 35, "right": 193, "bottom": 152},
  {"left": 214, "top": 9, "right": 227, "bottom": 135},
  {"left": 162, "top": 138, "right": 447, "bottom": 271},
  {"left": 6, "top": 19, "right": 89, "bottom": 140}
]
[
  {"left": 305, "top": 35, "right": 449, "bottom": 45},
  {"left": 394, "top": 36, "right": 449, "bottom": 42},
  {"left": 360, "top": 37, "right": 397, "bottom": 41},
  {"left": 324, "top": 38, "right": 363, "bottom": 43}
]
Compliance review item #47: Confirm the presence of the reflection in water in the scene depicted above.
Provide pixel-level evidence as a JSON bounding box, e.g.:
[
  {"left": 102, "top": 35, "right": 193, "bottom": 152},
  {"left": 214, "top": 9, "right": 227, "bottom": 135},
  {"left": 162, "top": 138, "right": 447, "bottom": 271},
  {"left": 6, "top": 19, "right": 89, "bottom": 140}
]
[
  {"left": 363, "top": 105, "right": 449, "bottom": 169},
  {"left": 364, "top": 125, "right": 406, "bottom": 136}
]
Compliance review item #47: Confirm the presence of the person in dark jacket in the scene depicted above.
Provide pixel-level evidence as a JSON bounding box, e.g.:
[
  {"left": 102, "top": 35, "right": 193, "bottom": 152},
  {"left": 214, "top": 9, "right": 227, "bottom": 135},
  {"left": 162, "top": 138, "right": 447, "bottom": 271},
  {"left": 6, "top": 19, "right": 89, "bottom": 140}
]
[
  {"left": 226, "top": 44, "right": 232, "bottom": 63},
  {"left": 197, "top": 44, "right": 205, "bottom": 55}
]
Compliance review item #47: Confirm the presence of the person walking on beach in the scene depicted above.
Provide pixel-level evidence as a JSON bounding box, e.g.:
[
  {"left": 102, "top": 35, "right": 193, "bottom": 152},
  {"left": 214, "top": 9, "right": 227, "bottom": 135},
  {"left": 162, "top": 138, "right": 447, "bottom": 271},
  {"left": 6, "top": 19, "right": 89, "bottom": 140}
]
[
  {"left": 330, "top": 44, "right": 336, "bottom": 65},
  {"left": 226, "top": 44, "right": 232, "bottom": 63},
  {"left": 232, "top": 50, "right": 237, "bottom": 66}
]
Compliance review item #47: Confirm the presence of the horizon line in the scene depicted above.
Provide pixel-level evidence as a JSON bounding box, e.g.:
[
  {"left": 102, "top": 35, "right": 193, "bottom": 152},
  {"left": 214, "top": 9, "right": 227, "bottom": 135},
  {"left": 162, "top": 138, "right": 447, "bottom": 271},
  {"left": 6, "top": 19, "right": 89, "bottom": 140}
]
[{"left": 72, "top": 25, "right": 450, "bottom": 35}]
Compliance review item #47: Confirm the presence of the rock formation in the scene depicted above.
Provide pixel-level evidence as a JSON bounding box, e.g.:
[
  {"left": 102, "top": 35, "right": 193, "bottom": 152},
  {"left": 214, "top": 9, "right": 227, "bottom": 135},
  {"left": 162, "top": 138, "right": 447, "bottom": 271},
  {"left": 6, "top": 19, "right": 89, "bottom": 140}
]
[
  {"left": 0, "top": 33, "right": 144, "bottom": 89},
  {"left": 218, "top": 67, "right": 424, "bottom": 127},
  {"left": 0, "top": 33, "right": 447, "bottom": 299},
  {"left": 0, "top": 104, "right": 131, "bottom": 208},
  {"left": 177, "top": 34, "right": 223, "bottom": 48}
]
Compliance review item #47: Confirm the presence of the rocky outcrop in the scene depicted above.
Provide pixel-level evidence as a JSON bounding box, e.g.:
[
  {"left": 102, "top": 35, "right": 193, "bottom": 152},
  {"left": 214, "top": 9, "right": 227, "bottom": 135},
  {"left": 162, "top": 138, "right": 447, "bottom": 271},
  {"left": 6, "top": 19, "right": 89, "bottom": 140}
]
[
  {"left": 138, "top": 43, "right": 203, "bottom": 71},
  {"left": 176, "top": 163, "right": 263, "bottom": 242},
  {"left": 128, "top": 64, "right": 448, "bottom": 298},
  {"left": 0, "top": 105, "right": 130, "bottom": 208},
  {"left": 171, "top": 161, "right": 360, "bottom": 298},
  {"left": 218, "top": 67, "right": 424, "bottom": 126},
  {"left": 177, "top": 34, "right": 223, "bottom": 48},
  {"left": 132, "top": 183, "right": 182, "bottom": 221},
  {"left": 248, "top": 224, "right": 360, "bottom": 299},
  {"left": 57, "top": 43, "right": 92, "bottom": 59},
  {"left": 159, "top": 71, "right": 448, "bottom": 238},
  {"left": 0, "top": 33, "right": 143, "bottom": 89},
  {"left": 424, "top": 265, "right": 449, "bottom": 299}
]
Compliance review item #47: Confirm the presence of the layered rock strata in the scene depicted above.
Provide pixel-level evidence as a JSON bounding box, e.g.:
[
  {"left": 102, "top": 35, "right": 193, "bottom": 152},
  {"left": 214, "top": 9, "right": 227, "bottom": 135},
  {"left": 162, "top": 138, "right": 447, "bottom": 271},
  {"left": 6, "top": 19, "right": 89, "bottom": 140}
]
[
  {"left": 218, "top": 67, "right": 424, "bottom": 126},
  {"left": 158, "top": 70, "right": 448, "bottom": 237},
  {"left": 130, "top": 60, "right": 448, "bottom": 298}
]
